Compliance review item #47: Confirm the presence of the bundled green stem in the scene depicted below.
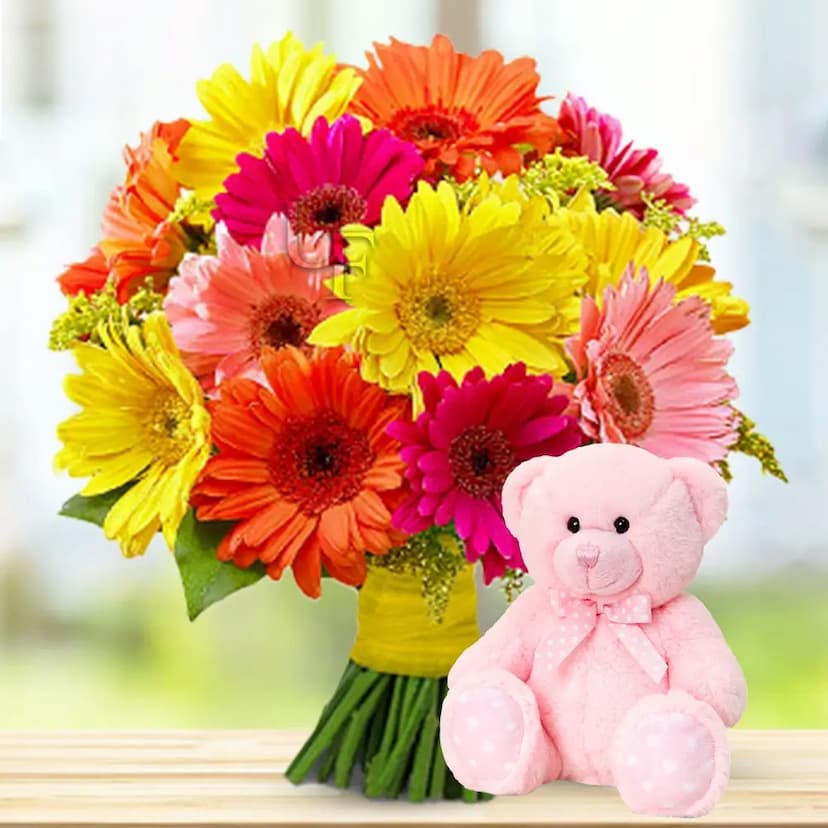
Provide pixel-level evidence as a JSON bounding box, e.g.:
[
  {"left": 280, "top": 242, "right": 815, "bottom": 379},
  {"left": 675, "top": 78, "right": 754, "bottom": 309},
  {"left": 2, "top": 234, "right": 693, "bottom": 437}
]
[{"left": 286, "top": 661, "right": 492, "bottom": 802}]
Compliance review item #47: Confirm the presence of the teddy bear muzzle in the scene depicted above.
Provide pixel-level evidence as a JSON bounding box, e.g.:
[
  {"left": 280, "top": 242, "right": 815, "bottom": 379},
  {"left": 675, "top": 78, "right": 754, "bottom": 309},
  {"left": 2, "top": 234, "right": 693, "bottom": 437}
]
[{"left": 553, "top": 529, "right": 643, "bottom": 596}]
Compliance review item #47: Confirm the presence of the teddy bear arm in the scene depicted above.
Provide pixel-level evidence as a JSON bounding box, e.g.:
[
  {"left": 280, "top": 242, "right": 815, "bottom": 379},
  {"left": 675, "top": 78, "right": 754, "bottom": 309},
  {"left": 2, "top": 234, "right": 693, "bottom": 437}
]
[
  {"left": 448, "top": 586, "right": 545, "bottom": 688},
  {"left": 655, "top": 594, "right": 747, "bottom": 727}
]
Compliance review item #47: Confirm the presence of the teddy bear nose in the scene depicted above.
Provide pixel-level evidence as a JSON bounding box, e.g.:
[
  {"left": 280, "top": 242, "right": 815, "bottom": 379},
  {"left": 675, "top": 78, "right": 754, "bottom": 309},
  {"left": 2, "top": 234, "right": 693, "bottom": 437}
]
[{"left": 575, "top": 542, "right": 601, "bottom": 569}]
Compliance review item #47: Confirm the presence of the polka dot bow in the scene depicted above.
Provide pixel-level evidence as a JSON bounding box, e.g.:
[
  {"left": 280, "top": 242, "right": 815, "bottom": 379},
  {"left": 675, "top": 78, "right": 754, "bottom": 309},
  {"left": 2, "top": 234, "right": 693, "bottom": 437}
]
[{"left": 547, "top": 591, "right": 667, "bottom": 684}]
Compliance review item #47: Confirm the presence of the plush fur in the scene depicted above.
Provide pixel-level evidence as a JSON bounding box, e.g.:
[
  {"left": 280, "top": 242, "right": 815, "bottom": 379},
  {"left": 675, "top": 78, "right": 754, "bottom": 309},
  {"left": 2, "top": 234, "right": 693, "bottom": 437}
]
[{"left": 440, "top": 444, "right": 746, "bottom": 817}]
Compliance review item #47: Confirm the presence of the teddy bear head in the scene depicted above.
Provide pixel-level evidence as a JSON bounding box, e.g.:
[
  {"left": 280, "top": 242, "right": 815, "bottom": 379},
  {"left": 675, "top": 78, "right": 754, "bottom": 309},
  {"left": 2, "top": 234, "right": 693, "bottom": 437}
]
[{"left": 501, "top": 443, "right": 727, "bottom": 607}]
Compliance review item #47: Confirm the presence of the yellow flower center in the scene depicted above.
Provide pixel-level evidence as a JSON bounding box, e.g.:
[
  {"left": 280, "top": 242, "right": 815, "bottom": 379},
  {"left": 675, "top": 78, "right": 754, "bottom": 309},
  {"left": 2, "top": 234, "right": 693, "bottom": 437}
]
[
  {"left": 145, "top": 394, "right": 196, "bottom": 466},
  {"left": 396, "top": 275, "right": 480, "bottom": 355}
]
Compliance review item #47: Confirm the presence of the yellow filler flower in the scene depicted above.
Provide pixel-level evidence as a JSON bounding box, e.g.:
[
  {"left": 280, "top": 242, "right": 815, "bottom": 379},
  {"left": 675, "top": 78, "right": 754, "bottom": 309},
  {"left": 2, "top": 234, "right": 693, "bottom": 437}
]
[
  {"left": 566, "top": 191, "right": 750, "bottom": 334},
  {"left": 56, "top": 312, "right": 211, "bottom": 557},
  {"left": 309, "top": 180, "right": 586, "bottom": 400},
  {"left": 176, "top": 33, "right": 362, "bottom": 198}
]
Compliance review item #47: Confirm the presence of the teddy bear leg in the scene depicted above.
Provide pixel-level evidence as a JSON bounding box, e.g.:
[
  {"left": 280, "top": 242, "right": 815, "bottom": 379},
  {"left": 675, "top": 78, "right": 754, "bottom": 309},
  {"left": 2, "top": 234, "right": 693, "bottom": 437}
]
[
  {"left": 611, "top": 689, "right": 730, "bottom": 817},
  {"left": 440, "top": 668, "right": 561, "bottom": 795}
]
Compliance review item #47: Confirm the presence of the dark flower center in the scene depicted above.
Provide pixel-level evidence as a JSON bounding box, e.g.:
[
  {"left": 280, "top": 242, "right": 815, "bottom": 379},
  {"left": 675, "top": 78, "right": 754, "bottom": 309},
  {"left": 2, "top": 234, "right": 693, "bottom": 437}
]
[
  {"left": 390, "top": 106, "right": 479, "bottom": 145},
  {"left": 305, "top": 441, "right": 340, "bottom": 476},
  {"left": 601, "top": 352, "right": 655, "bottom": 438},
  {"left": 448, "top": 424, "right": 515, "bottom": 499},
  {"left": 270, "top": 410, "right": 375, "bottom": 515},
  {"left": 250, "top": 295, "right": 321, "bottom": 353},
  {"left": 265, "top": 315, "right": 304, "bottom": 349},
  {"left": 289, "top": 183, "right": 367, "bottom": 236},
  {"left": 425, "top": 294, "right": 452, "bottom": 324}
]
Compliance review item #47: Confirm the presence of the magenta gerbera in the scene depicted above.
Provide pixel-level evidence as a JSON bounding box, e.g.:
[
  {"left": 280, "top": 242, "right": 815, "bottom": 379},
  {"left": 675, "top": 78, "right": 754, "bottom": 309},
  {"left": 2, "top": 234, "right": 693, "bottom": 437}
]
[
  {"left": 214, "top": 115, "right": 424, "bottom": 262},
  {"left": 559, "top": 93, "right": 695, "bottom": 218},
  {"left": 388, "top": 364, "right": 583, "bottom": 583}
]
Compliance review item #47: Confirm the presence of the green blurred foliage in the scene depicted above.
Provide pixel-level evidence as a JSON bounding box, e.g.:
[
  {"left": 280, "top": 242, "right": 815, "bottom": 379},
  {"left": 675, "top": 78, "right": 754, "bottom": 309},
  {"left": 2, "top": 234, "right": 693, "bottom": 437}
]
[
  {"left": 692, "top": 576, "right": 828, "bottom": 728},
  {"left": 0, "top": 562, "right": 825, "bottom": 728}
]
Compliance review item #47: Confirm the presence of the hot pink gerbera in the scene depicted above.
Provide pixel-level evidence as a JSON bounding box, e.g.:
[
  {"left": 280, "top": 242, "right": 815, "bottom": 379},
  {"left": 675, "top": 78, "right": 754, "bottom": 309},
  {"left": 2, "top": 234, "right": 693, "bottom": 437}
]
[
  {"left": 567, "top": 267, "right": 738, "bottom": 463},
  {"left": 558, "top": 93, "right": 695, "bottom": 218},
  {"left": 388, "top": 364, "right": 583, "bottom": 583},
  {"left": 164, "top": 213, "right": 344, "bottom": 389},
  {"left": 214, "top": 115, "right": 424, "bottom": 262}
]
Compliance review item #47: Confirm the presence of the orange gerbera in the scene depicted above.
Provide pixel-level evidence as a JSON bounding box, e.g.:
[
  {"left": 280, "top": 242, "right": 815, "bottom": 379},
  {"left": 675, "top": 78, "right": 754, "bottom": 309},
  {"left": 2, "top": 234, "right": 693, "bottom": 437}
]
[
  {"left": 57, "top": 247, "right": 110, "bottom": 296},
  {"left": 191, "top": 347, "right": 410, "bottom": 598},
  {"left": 100, "top": 119, "right": 192, "bottom": 300},
  {"left": 348, "top": 35, "right": 561, "bottom": 180}
]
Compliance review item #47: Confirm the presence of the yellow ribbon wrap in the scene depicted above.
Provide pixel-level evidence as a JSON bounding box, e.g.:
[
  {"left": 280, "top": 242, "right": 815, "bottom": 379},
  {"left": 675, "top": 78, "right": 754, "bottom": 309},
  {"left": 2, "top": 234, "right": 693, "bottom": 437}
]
[{"left": 350, "top": 565, "right": 480, "bottom": 678}]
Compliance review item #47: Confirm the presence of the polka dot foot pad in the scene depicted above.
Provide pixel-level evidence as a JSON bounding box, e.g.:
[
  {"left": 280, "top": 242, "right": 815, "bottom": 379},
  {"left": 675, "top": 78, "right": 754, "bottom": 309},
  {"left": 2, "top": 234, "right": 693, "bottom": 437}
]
[
  {"left": 440, "top": 673, "right": 551, "bottom": 796},
  {"left": 612, "top": 690, "right": 730, "bottom": 817}
]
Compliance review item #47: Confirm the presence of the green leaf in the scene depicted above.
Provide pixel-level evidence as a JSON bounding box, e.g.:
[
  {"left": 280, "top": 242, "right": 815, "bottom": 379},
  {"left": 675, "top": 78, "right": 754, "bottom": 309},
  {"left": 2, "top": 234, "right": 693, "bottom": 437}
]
[
  {"left": 174, "top": 510, "right": 265, "bottom": 620},
  {"left": 59, "top": 484, "right": 132, "bottom": 527}
]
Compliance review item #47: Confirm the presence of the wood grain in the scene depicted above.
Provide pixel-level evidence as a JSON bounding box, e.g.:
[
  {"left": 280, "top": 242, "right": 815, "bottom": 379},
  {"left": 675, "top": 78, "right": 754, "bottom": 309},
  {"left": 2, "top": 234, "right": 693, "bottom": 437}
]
[{"left": 0, "top": 730, "right": 825, "bottom": 827}]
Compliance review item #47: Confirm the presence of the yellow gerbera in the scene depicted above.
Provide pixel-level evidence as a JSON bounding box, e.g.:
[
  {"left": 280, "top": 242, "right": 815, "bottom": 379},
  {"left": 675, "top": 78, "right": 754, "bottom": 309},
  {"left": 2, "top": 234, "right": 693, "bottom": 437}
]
[
  {"left": 175, "top": 33, "right": 362, "bottom": 198},
  {"left": 55, "top": 312, "right": 211, "bottom": 558},
  {"left": 565, "top": 191, "right": 750, "bottom": 333},
  {"left": 309, "top": 181, "right": 586, "bottom": 401}
]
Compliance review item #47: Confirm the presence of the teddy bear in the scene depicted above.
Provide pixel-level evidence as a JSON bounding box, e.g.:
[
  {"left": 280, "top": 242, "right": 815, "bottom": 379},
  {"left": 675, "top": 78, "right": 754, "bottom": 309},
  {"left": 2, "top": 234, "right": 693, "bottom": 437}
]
[{"left": 439, "top": 443, "right": 747, "bottom": 818}]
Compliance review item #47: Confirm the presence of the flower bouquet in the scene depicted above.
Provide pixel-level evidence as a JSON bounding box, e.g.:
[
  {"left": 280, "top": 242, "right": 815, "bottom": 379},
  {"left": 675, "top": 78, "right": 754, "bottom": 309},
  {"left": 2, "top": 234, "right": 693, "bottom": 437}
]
[{"left": 51, "top": 33, "right": 785, "bottom": 802}]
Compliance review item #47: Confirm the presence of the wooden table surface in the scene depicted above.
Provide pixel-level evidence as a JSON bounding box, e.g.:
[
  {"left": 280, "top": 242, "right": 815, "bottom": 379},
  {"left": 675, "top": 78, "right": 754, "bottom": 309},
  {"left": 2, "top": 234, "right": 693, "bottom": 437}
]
[{"left": 0, "top": 730, "right": 825, "bottom": 827}]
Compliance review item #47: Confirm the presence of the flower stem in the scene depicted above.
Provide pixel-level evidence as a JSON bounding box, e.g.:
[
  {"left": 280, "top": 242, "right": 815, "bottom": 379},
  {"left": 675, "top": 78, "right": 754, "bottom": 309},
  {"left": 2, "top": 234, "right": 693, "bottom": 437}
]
[
  {"left": 408, "top": 682, "right": 439, "bottom": 801},
  {"left": 287, "top": 662, "right": 491, "bottom": 802},
  {"left": 285, "top": 661, "right": 359, "bottom": 779},
  {"left": 333, "top": 674, "right": 390, "bottom": 789},
  {"left": 368, "top": 677, "right": 431, "bottom": 796},
  {"left": 285, "top": 667, "right": 377, "bottom": 783}
]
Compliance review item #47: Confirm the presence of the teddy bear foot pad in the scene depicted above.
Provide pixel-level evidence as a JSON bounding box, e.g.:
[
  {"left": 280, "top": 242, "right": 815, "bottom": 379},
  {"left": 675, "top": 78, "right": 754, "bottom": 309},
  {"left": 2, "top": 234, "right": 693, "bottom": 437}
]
[
  {"left": 612, "top": 690, "right": 730, "bottom": 817},
  {"left": 440, "top": 669, "right": 561, "bottom": 795}
]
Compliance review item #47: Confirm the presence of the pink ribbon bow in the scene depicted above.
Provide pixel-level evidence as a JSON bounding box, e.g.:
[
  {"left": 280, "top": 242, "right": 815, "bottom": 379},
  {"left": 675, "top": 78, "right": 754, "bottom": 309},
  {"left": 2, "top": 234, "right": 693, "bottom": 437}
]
[{"left": 547, "top": 591, "right": 667, "bottom": 684}]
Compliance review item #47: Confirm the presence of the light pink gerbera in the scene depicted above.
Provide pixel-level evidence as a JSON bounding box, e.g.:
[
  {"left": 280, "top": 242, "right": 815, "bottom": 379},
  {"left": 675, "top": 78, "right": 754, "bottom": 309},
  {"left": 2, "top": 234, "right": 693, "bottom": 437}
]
[
  {"left": 558, "top": 93, "right": 695, "bottom": 218},
  {"left": 213, "top": 115, "right": 424, "bottom": 262},
  {"left": 567, "top": 266, "right": 738, "bottom": 463},
  {"left": 164, "top": 213, "right": 344, "bottom": 390}
]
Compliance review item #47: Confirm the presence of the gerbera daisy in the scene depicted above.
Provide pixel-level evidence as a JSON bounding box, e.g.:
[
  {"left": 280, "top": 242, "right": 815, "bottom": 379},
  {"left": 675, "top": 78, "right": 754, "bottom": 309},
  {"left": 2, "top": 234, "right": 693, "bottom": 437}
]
[
  {"left": 100, "top": 119, "right": 193, "bottom": 301},
  {"left": 55, "top": 312, "right": 211, "bottom": 557},
  {"left": 190, "top": 347, "right": 409, "bottom": 598},
  {"left": 347, "top": 35, "right": 561, "bottom": 180},
  {"left": 558, "top": 93, "right": 694, "bottom": 218},
  {"left": 57, "top": 247, "right": 110, "bottom": 296},
  {"left": 309, "top": 180, "right": 586, "bottom": 401},
  {"left": 175, "top": 34, "right": 361, "bottom": 198},
  {"left": 389, "top": 364, "right": 582, "bottom": 583},
  {"left": 214, "top": 115, "right": 423, "bottom": 261},
  {"left": 567, "top": 267, "right": 738, "bottom": 463},
  {"left": 566, "top": 191, "right": 750, "bottom": 333},
  {"left": 164, "top": 214, "right": 343, "bottom": 389}
]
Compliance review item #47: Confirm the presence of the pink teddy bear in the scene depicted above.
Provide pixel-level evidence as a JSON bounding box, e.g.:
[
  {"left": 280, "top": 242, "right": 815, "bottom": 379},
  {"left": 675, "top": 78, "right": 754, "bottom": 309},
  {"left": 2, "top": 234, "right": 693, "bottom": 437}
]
[{"left": 440, "top": 443, "right": 746, "bottom": 818}]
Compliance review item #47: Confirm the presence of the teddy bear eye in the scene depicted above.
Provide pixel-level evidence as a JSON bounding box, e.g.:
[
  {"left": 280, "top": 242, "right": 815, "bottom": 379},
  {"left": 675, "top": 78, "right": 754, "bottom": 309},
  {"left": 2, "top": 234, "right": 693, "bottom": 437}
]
[
  {"left": 566, "top": 516, "right": 581, "bottom": 533},
  {"left": 614, "top": 516, "right": 630, "bottom": 534}
]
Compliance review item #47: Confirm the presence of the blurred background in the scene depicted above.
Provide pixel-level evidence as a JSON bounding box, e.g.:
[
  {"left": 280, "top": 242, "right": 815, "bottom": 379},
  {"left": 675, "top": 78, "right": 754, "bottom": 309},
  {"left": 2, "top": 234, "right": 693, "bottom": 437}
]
[{"left": 0, "top": 0, "right": 826, "bottom": 729}]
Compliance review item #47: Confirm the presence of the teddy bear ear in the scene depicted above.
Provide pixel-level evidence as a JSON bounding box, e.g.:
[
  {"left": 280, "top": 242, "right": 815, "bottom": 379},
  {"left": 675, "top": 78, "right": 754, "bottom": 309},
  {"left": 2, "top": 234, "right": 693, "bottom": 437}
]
[
  {"left": 668, "top": 456, "right": 728, "bottom": 543},
  {"left": 502, "top": 456, "right": 555, "bottom": 538}
]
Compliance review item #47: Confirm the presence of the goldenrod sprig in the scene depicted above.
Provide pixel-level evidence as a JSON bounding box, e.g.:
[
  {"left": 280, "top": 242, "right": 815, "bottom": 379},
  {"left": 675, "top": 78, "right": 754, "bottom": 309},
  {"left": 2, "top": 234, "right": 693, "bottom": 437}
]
[
  {"left": 447, "top": 149, "right": 611, "bottom": 212},
  {"left": 642, "top": 193, "right": 726, "bottom": 262},
  {"left": 49, "top": 279, "right": 164, "bottom": 351},
  {"left": 520, "top": 148, "right": 613, "bottom": 208},
  {"left": 370, "top": 526, "right": 468, "bottom": 623},
  {"left": 718, "top": 408, "right": 788, "bottom": 483}
]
